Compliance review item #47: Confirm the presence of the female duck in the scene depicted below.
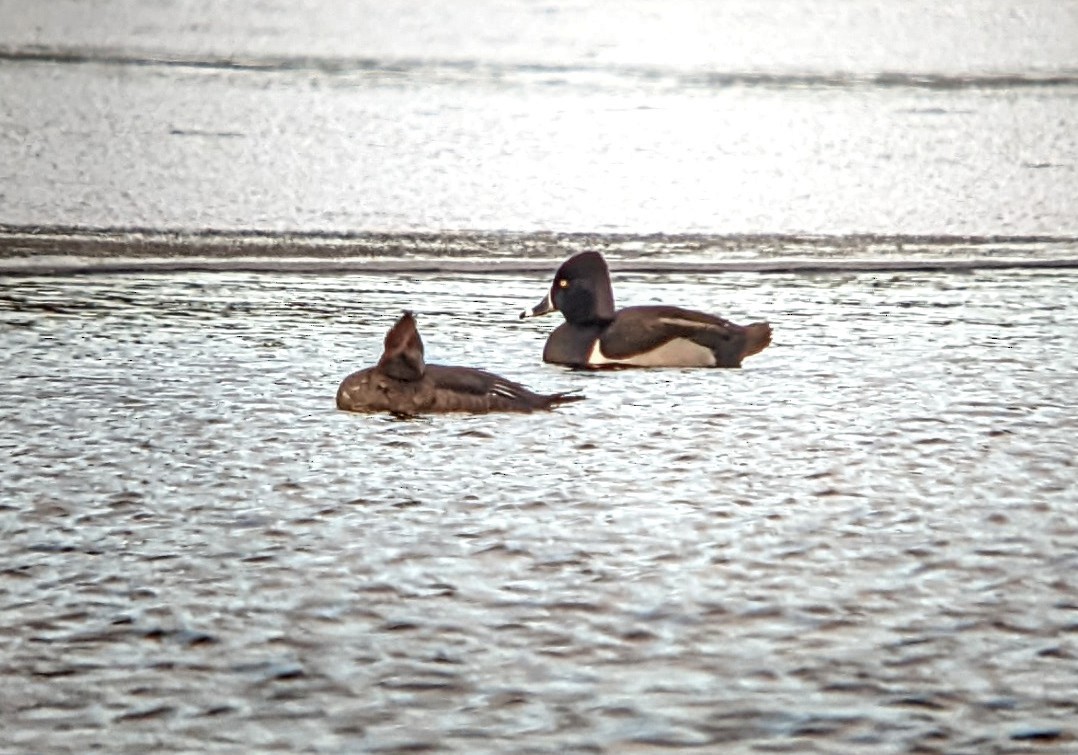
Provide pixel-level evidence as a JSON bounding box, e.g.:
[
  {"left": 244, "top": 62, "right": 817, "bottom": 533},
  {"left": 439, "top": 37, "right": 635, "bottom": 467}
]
[{"left": 337, "top": 312, "right": 584, "bottom": 415}]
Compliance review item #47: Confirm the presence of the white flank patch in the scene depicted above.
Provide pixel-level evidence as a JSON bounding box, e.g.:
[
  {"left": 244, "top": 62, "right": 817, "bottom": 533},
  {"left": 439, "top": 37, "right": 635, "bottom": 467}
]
[{"left": 587, "top": 338, "right": 716, "bottom": 367}]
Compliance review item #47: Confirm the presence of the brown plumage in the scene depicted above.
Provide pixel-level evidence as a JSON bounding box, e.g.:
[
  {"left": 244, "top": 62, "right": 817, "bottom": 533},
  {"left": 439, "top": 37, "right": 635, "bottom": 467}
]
[{"left": 336, "top": 312, "right": 585, "bottom": 415}]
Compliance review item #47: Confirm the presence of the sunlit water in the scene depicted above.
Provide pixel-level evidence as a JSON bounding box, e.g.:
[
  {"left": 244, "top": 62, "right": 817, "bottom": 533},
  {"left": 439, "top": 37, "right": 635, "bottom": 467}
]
[
  {"left": 2, "top": 0, "right": 1078, "bottom": 750},
  {"left": 2, "top": 268, "right": 1076, "bottom": 752},
  {"left": 1, "top": 0, "right": 1077, "bottom": 236}
]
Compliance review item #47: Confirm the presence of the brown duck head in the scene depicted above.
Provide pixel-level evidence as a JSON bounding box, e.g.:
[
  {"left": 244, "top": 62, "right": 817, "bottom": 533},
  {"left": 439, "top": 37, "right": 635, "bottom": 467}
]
[{"left": 377, "top": 311, "right": 426, "bottom": 381}]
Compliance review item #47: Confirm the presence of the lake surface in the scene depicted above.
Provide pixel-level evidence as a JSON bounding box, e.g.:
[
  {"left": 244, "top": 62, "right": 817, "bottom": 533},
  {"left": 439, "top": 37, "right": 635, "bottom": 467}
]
[
  {"left": 2, "top": 265, "right": 1077, "bottom": 752},
  {"left": 1, "top": 0, "right": 1077, "bottom": 236},
  {"left": 2, "top": 0, "right": 1078, "bottom": 752}
]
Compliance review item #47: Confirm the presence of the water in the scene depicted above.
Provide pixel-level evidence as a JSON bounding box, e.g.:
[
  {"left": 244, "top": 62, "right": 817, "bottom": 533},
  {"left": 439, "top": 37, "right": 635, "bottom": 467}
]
[
  {"left": 2, "top": 268, "right": 1077, "bottom": 752},
  {"left": 1, "top": 0, "right": 1077, "bottom": 235},
  {"left": 2, "top": 1, "right": 1078, "bottom": 752}
]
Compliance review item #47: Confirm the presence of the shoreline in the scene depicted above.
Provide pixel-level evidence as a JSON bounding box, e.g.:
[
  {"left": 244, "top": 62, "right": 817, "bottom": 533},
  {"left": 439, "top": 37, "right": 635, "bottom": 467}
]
[{"left": 2, "top": 225, "right": 1077, "bottom": 277}]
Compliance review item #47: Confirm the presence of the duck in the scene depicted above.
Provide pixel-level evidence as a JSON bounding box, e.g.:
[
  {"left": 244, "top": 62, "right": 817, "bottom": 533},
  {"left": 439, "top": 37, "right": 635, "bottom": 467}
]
[
  {"left": 336, "top": 311, "right": 585, "bottom": 415},
  {"left": 520, "top": 251, "right": 771, "bottom": 368}
]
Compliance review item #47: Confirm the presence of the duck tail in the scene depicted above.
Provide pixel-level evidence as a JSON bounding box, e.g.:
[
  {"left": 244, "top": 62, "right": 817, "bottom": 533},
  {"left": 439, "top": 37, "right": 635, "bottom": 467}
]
[
  {"left": 543, "top": 391, "right": 587, "bottom": 410},
  {"left": 742, "top": 322, "right": 772, "bottom": 358}
]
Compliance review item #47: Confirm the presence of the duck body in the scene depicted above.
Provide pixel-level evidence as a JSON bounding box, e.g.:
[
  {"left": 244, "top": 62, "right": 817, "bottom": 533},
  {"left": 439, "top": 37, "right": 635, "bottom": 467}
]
[
  {"left": 542, "top": 304, "right": 769, "bottom": 368},
  {"left": 522, "top": 251, "right": 771, "bottom": 369},
  {"left": 336, "top": 312, "right": 584, "bottom": 415}
]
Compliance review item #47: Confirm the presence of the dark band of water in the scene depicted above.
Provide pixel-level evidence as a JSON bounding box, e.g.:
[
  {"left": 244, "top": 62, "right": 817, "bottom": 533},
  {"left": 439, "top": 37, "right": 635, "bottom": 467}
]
[
  {"left": 2, "top": 226, "right": 1076, "bottom": 277},
  {"left": 4, "top": 45, "right": 1077, "bottom": 91}
]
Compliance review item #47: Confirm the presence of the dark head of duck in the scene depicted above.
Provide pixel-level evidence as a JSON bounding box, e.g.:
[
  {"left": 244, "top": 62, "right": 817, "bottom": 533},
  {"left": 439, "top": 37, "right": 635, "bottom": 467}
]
[
  {"left": 377, "top": 311, "right": 425, "bottom": 380},
  {"left": 551, "top": 251, "right": 616, "bottom": 325}
]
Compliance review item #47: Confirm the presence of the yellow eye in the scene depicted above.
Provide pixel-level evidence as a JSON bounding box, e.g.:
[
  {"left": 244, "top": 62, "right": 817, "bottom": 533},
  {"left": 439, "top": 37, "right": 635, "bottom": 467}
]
[{"left": 557, "top": 278, "right": 569, "bottom": 288}]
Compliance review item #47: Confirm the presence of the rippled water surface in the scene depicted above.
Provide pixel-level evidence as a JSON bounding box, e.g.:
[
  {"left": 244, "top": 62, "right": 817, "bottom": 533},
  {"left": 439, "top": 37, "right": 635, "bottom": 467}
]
[
  {"left": 2, "top": 0, "right": 1078, "bottom": 750},
  {"left": 2, "top": 268, "right": 1076, "bottom": 752}
]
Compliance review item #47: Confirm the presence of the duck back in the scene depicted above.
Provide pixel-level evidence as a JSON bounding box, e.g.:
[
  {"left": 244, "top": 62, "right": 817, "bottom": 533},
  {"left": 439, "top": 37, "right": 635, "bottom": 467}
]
[{"left": 425, "top": 365, "right": 584, "bottom": 413}]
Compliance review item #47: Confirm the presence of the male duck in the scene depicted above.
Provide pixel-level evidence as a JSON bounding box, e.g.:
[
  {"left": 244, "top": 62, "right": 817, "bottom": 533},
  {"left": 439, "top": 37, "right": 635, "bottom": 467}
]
[
  {"left": 521, "top": 251, "right": 771, "bottom": 368},
  {"left": 337, "top": 311, "right": 585, "bottom": 415}
]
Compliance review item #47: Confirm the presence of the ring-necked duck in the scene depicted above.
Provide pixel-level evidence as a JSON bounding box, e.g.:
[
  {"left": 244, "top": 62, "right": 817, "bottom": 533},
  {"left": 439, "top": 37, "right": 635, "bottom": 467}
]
[
  {"left": 337, "top": 311, "right": 585, "bottom": 415},
  {"left": 521, "top": 251, "right": 771, "bottom": 368}
]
